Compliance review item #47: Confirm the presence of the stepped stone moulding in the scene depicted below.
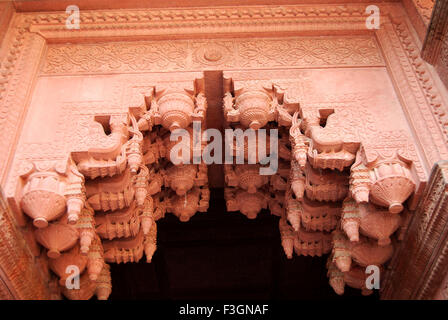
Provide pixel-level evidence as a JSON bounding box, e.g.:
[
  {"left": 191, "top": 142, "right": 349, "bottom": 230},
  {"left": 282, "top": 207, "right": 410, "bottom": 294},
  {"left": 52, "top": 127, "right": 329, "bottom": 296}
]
[{"left": 332, "top": 230, "right": 394, "bottom": 273}]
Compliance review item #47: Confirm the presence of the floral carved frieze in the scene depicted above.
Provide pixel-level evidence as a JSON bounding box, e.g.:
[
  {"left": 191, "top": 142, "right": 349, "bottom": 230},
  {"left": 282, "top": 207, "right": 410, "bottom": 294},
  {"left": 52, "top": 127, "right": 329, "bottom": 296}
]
[{"left": 42, "top": 36, "right": 384, "bottom": 75}]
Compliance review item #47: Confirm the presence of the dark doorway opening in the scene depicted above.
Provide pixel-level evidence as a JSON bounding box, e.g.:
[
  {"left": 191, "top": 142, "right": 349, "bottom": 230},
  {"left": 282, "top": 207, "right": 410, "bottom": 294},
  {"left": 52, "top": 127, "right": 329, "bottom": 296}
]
[{"left": 109, "top": 189, "right": 378, "bottom": 300}]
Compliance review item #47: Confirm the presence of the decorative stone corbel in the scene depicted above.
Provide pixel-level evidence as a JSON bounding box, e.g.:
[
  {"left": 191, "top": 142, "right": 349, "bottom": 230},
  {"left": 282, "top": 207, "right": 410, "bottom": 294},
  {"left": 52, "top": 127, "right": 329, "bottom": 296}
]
[
  {"left": 85, "top": 169, "right": 135, "bottom": 212},
  {"left": 224, "top": 187, "right": 268, "bottom": 219},
  {"left": 74, "top": 114, "right": 129, "bottom": 179},
  {"left": 48, "top": 245, "right": 87, "bottom": 286},
  {"left": 299, "top": 108, "right": 360, "bottom": 171},
  {"left": 331, "top": 230, "right": 393, "bottom": 273},
  {"left": 164, "top": 164, "right": 205, "bottom": 196},
  {"left": 103, "top": 230, "right": 144, "bottom": 264},
  {"left": 341, "top": 197, "right": 402, "bottom": 246},
  {"left": 300, "top": 196, "right": 341, "bottom": 232},
  {"left": 166, "top": 186, "right": 210, "bottom": 222},
  {"left": 224, "top": 164, "right": 269, "bottom": 194},
  {"left": 34, "top": 216, "right": 79, "bottom": 259},
  {"left": 327, "top": 258, "right": 373, "bottom": 296},
  {"left": 61, "top": 272, "right": 97, "bottom": 300},
  {"left": 95, "top": 202, "right": 140, "bottom": 240},
  {"left": 138, "top": 86, "right": 207, "bottom": 132},
  {"left": 224, "top": 83, "right": 297, "bottom": 129},
  {"left": 293, "top": 228, "right": 332, "bottom": 257},
  {"left": 303, "top": 162, "right": 349, "bottom": 202},
  {"left": 20, "top": 162, "right": 68, "bottom": 228},
  {"left": 349, "top": 146, "right": 416, "bottom": 213}
]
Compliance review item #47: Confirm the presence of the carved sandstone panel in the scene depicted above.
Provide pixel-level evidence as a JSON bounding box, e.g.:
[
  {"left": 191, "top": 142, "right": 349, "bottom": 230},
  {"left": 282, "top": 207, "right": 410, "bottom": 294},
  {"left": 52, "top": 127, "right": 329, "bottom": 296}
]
[{"left": 41, "top": 36, "right": 384, "bottom": 75}]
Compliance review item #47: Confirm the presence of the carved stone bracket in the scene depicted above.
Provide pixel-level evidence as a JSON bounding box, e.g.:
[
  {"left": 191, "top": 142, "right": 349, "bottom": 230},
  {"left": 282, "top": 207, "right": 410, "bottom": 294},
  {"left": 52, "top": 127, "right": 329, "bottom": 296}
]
[{"left": 381, "top": 161, "right": 448, "bottom": 299}]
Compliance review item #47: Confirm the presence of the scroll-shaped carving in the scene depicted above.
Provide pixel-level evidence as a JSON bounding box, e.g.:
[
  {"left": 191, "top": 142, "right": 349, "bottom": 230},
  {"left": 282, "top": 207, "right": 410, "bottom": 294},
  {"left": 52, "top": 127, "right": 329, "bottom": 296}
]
[
  {"left": 224, "top": 164, "right": 269, "bottom": 194},
  {"left": 48, "top": 245, "right": 87, "bottom": 286},
  {"left": 331, "top": 230, "right": 393, "bottom": 272},
  {"left": 341, "top": 198, "right": 402, "bottom": 245},
  {"left": 95, "top": 202, "right": 140, "bottom": 240},
  {"left": 298, "top": 108, "right": 360, "bottom": 171},
  {"left": 138, "top": 86, "right": 207, "bottom": 132},
  {"left": 86, "top": 169, "right": 135, "bottom": 212},
  {"left": 166, "top": 186, "right": 210, "bottom": 222},
  {"left": 74, "top": 114, "right": 129, "bottom": 179},
  {"left": 34, "top": 217, "right": 79, "bottom": 259},
  {"left": 350, "top": 146, "right": 416, "bottom": 213},
  {"left": 103, "top": 230, "right": 145, "bottom": 264},
  {"left": 225, "top": 187, "right": 268, "bottom": 219}
]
